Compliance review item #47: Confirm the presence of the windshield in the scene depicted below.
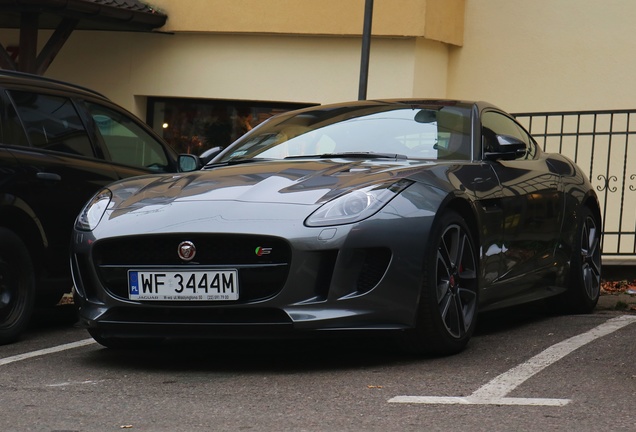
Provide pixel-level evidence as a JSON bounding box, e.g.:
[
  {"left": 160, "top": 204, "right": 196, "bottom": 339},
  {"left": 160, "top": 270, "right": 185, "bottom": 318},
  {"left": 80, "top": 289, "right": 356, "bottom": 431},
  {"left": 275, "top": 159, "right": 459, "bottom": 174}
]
[{"left": 215, "top": 104, "right": 473, "bottom": 163}]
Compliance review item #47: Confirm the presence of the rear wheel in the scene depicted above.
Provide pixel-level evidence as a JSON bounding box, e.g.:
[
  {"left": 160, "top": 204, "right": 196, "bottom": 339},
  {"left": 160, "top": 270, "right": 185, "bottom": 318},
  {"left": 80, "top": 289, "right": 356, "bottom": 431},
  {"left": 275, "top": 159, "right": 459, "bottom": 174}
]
[
  {"left": 0, "top": 228, "right": 36, "bottom": 345},
  {"left": 401, "top": 210, "right": 479, "bottom": 355},
  {"left": 559, "top": 206, "right": 601, "bottom": 313}
]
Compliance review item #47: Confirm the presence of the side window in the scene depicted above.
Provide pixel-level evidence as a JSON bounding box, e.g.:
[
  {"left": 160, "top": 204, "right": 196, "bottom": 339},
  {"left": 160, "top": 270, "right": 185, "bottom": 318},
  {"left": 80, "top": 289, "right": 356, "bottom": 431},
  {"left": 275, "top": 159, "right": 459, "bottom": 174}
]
[
  {"left": 8, "top": 90, "right": 94, "bottom": 157},
  {"left": 84, "top": 102, "right": 170, "bottom": 172},
  {"left": 1, "top": 94, "right": 30, "bottom": 147},
  {"left": 482, "top": 111, "right": 531, "bottom": 160}
]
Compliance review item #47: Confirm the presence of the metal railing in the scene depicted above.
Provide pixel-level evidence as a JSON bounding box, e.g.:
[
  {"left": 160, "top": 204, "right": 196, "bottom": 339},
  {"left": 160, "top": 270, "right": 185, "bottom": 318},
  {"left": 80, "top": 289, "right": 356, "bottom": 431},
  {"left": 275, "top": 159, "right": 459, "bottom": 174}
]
[{"left": 514, "top": 109, "right": 636, "bottom": 259}]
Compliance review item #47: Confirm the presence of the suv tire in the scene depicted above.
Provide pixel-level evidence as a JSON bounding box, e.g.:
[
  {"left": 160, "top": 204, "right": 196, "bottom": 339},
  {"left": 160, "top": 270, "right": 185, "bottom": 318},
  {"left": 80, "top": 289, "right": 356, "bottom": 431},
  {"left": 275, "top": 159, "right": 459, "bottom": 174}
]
[{"left": 0, "top": 228, "right": 36, "bottom": 344}]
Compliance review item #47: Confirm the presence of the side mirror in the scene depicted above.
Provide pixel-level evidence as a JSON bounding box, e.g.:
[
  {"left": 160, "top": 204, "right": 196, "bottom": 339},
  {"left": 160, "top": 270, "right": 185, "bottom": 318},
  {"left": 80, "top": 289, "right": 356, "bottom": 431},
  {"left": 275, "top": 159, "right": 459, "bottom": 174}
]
[
  {"left": 177, "top": 154, "right": 200, "bottom": 172},
  {"left": 484, "top": 134, "right": 527, "bottom": 161},
  {"left": 199, "top": 146, "right": 223, "bottom": 165}
]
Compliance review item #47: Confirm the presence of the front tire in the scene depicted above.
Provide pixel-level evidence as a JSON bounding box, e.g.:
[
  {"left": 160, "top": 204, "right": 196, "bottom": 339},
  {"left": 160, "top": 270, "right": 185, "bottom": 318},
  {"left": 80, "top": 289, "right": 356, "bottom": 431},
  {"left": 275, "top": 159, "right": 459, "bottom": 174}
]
[
  {"left": 401, "top": 210, "right": 479, "bottom": 355},
  {"left": 0, "top": 228, "right": 36, "bottom": 345}
]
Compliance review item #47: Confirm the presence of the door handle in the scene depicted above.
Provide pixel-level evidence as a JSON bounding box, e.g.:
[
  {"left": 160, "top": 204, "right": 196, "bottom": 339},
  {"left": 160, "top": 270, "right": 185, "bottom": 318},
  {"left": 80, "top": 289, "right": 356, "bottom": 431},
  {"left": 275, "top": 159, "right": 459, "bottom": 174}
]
[{"left": 36, "top": 172, "right": 62, "bottom": 182}]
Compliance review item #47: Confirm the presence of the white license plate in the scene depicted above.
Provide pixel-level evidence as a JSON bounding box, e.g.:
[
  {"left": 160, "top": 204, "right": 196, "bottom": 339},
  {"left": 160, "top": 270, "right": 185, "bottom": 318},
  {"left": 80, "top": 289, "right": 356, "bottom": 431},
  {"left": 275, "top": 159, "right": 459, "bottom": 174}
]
[{"left": 128, "top": 269, "right": 239, "bottom": 301}]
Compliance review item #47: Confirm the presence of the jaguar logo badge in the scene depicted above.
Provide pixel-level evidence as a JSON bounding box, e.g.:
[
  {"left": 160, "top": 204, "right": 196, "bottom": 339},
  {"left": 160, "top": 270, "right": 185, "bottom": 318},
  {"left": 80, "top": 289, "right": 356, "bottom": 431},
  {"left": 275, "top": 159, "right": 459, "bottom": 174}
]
[{"left": 177, "top": 241, "right": 196, "bottom": 261}]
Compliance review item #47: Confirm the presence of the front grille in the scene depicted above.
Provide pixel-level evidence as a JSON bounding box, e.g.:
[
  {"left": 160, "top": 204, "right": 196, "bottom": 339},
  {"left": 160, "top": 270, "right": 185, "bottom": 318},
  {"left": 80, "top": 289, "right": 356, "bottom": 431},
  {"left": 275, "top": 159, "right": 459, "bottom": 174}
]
[
  {"left": 94, "top": 234, "right": 289, "bottom": 266},
  {"left": 92, "top": 234, "right": 291, "bottom": 303}
]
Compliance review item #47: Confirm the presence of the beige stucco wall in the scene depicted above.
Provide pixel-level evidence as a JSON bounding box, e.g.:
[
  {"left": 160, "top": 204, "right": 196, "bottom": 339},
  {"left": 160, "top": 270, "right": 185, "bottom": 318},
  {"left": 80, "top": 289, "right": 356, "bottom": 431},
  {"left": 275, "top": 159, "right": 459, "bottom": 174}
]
[
  {"left": 447, "top": 0, "right": 636, "bottom": 112},
  {"left": 5, "top": 30, "right": 449, "bottom": 117},
  {"left": 2, "top": 0, "right": 635, "bottom": 115},
  {"left": 0, "top": 0, "right": 460, "bottom": 117},
  {"left": 149, "top": 0, "right": 464, "bottom": 45}
]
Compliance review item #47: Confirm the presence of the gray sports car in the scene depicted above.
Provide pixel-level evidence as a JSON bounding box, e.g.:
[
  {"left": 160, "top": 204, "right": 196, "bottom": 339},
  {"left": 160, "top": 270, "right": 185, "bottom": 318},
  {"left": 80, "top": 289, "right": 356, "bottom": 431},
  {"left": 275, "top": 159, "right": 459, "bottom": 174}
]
[{"left": 70, "top": 99, "right": 602, "bottom": 355}]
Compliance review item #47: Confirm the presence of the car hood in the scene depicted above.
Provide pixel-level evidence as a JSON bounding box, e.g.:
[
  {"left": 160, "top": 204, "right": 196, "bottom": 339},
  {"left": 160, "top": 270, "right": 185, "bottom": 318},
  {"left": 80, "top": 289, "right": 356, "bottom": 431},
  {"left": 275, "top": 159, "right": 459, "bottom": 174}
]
[
  {"left": 109, "top": 159, "right": 433, "bottom": 209},
  {"left": 89, "top": 158, "right": 451, "bottom": 237}
]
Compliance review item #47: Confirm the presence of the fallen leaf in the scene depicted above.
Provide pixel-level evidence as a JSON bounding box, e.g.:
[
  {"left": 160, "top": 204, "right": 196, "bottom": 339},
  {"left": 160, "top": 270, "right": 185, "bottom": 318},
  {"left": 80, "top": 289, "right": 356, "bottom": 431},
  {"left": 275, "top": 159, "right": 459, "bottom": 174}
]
[{"left": 601, "top": 279, "right": 636, "bottom": 294}]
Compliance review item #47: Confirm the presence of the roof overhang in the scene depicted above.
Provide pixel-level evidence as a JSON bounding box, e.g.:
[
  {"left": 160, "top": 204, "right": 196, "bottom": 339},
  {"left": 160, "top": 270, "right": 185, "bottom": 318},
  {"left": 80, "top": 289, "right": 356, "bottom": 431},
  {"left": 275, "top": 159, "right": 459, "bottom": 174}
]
[
  {"left": 0, "top": 0, "right": 168, "bottom": 32},
  {"left": 0, "top": 0, "right": 168, "bottom": 74}
]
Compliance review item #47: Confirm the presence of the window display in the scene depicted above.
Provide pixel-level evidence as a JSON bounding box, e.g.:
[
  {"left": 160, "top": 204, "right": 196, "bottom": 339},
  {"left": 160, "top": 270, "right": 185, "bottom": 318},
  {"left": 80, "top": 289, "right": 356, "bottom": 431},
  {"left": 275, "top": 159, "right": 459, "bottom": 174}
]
[{"left": 147, "top": 98, "right": 313, "bottom": 156}]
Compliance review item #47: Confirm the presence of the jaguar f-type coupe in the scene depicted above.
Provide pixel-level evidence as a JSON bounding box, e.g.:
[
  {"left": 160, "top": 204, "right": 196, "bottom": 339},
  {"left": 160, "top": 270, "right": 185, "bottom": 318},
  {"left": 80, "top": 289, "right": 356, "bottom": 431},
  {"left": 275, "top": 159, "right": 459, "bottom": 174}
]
[{"left": 71, "top": 99, "right": 602, "bottom": 355}]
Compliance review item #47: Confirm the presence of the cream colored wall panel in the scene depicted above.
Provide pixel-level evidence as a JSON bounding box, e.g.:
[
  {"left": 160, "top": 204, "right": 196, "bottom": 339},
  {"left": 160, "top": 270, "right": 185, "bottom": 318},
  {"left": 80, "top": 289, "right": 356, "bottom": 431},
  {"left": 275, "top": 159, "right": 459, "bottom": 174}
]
[
  {"left": 127, "top": 34, "right": 364, "bottom": 104},
  {"left": 366, "top": 38, "right": 418, "bottom": 100},
  {"left": 412, "top": 38, "right": 448, "bottom": 98},
  {"left": 12, "top": 0, "right": 636, "bottom": 115},
  {"left": 424, "top": 0, "right": 464, "bottom": 46},
  {"left": 150, "top": 0, "right": 464, "bottom": 45},
  {"left": 41, "top": 32, "right": 426, "bottom": 116},
  {"left": 447, "top": 0, "right": 636, "bottom": 112}
]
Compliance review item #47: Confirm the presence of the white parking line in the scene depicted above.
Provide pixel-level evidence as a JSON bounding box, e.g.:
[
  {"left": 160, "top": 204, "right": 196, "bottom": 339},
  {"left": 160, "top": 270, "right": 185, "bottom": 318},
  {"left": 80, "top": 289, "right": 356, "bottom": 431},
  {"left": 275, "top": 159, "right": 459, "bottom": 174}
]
[
  {"left": 0, "top": 338, "right": 96, "bottom": 367},
  {"left": 389, "top": 314, "right": 636, "bottom": 406}
]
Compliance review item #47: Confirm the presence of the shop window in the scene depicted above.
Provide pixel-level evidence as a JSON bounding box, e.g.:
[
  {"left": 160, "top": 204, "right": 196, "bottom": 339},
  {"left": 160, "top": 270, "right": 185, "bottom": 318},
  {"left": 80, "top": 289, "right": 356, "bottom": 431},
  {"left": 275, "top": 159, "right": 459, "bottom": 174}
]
[{"left": 147, "top": 98, "right": 314, "bottom": 156}]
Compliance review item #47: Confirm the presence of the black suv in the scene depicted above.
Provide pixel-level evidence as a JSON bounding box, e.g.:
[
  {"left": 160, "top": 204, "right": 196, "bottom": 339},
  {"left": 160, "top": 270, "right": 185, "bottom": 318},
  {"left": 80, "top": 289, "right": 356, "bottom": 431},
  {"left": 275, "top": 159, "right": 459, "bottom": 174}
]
[{"left": 0, "top": 71, "right": 198, "bottom": 344}]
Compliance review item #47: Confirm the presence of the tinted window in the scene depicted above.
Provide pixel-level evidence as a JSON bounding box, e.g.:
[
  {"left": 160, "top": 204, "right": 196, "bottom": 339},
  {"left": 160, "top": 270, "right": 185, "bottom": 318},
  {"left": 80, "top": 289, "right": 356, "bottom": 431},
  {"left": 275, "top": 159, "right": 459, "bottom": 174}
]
[
  {"left": 1, "top": 94, "right": 29, "bottom": 147},
  {"left": 8, "top": 90, "right": 94, "bottom": 157},
  {"left": 85, "top": 102, "right": 170, "bottom": 172}
]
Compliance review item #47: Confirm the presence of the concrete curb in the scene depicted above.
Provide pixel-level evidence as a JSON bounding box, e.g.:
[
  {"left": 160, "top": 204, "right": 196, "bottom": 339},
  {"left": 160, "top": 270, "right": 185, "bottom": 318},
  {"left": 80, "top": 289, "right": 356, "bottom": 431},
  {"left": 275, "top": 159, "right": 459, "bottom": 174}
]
[{"left": 597, "top": 292, "right": 636, "bottom": 313}]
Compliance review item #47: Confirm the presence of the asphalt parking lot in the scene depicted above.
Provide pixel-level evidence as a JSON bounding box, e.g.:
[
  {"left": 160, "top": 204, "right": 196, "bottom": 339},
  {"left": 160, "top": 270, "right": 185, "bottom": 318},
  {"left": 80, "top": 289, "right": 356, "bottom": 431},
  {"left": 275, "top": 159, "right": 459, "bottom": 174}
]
[{"left": 0, "top": 295, "right": 635, "bottom": 432}]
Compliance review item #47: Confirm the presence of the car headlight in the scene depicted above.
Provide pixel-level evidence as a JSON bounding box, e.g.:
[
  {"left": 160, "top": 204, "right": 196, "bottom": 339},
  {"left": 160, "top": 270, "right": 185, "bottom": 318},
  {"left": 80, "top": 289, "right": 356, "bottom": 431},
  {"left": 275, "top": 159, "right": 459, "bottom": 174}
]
[
  {"left": 305, "top": 179, "right": 412, "bottom": 227},
  {"left": 75, "top": 189, "right": 112, "bottom": 231}
]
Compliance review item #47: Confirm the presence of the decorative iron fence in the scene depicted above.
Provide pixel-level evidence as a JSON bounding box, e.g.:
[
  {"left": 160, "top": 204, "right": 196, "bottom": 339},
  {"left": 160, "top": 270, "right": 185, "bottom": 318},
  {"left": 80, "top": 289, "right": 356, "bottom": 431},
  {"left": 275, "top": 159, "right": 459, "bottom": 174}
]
[{"left": 514, "top": 109, "right": 636, "bottom": 259}]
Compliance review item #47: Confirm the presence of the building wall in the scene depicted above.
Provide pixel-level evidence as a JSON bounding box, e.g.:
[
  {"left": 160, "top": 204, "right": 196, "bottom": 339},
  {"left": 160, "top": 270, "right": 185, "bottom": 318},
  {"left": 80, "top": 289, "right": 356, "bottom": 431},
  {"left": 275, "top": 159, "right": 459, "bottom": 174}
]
[
  {"left": 148, "top": 0, "right": 464, "bottom": 45},
  {"left": 0, "top": 0, "right": 462, "bottom": 117},
  {"left": 30, "top": 31, "right": 447, "bottom": 117},
  {"left": 2, "top": 0, "right": 635, "bottom": 115},
  {"left": 447, "top": 0, "right": 636, "bottom": 112}
]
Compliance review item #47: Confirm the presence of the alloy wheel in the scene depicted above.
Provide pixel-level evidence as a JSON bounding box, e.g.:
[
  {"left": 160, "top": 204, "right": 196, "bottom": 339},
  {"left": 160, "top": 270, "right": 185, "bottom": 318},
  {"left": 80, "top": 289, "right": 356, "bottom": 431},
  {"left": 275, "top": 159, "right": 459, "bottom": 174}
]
[
  {"left": 436, "top": 224, "right": 478, "bottom": 339},
  {"left": 581, "top": 215, "right": 601, "bottom": 301}
]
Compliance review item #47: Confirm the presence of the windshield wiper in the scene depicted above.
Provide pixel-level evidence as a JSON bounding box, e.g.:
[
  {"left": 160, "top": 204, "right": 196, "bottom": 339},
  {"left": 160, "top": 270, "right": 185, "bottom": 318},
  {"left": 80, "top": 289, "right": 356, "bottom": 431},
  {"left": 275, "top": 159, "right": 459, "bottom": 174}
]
[
  {"left": 206, "top": 153, "right": 408, "bottom": 169},
  {"left": 203, "top": 157, "right": 274, "bottom": 169},
  {"left": 285, "top": 152, "right": 407, "bottom": 160}
]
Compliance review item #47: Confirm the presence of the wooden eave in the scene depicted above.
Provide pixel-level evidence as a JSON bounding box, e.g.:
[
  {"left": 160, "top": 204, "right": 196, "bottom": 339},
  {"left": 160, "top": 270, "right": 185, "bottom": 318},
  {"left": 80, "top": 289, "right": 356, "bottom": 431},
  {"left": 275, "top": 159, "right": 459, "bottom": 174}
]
[{"left": 0, "top": 0, "right": 168, "bottom": 74}]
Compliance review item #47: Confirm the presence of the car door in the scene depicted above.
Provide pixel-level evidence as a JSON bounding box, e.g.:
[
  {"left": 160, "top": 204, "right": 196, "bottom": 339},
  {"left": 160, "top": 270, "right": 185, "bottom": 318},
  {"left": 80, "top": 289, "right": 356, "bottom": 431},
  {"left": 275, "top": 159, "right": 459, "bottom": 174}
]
[
  {"left": 481, "top": 110, "right": 564, "bottom": 295},
  {"left": 4, "top": 89, "right": 122, "bottom": 283}
]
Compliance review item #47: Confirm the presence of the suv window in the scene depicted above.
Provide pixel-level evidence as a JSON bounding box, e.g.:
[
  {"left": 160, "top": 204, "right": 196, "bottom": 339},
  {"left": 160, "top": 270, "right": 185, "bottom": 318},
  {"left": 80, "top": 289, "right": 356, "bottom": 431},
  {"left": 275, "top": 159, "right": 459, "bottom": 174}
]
[
  {"left": 8, "top": 90, "right": 94, "bottom": 157},
  {"left": 85, "top": 102, "right": 170, "bottom": 172},
  {"left": 2, "top": 98, "right": 30, "bottom": 147}
]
